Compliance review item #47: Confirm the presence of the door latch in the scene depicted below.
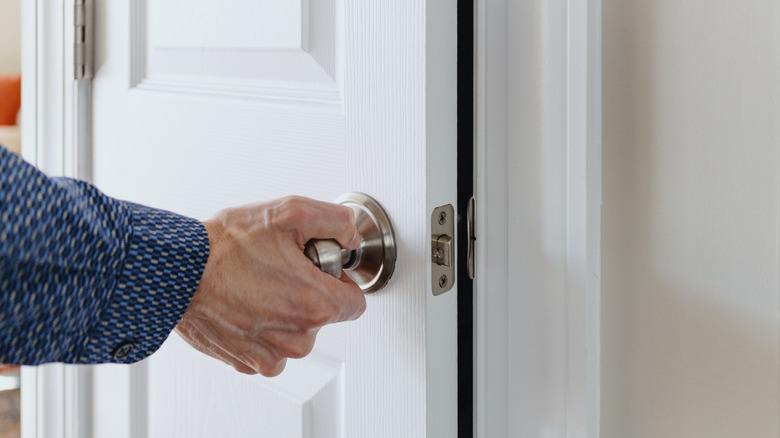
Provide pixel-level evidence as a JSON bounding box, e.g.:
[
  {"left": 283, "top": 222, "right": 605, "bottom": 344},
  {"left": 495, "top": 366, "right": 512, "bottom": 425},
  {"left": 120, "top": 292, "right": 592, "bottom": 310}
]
[{"left": 431, "top": 204, "right": 455, "bottom": 295}]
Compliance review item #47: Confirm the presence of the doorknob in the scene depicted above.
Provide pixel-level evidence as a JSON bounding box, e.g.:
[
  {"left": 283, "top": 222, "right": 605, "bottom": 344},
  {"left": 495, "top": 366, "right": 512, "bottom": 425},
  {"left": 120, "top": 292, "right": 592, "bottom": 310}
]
[{"left": 304, "top": 193, "right": 396, "bottom": 293}]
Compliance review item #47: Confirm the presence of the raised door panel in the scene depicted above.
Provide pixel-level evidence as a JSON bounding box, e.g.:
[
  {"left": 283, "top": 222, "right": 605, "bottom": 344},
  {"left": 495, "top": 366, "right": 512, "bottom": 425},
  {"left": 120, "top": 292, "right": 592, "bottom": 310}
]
[
  {"left": 133, "top": 0, "right": 340, "bottom": 99},
  {"left": 94, "top": 1, "right": 348, "bottom": 437},
  {"left": 147, "top": 336, "right": 343, "bottom": 438},
  {"left": 91, "top": 0, "right": 457, "bottom": 436},
  {"left": 95, "top": 0, "right": 345, "bottom": 215}
]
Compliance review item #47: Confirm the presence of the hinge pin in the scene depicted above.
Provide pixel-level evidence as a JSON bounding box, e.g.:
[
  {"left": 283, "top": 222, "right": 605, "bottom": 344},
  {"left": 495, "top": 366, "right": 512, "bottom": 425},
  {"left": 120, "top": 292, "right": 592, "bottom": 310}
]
[{"left": 74, "top": 0, "right": 92, "bottom": 80}]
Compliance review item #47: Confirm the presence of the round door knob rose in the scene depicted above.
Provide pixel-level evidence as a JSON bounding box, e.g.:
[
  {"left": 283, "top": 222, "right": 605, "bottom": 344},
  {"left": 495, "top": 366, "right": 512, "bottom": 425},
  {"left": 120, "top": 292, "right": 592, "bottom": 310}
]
[{"left": 304, "top": 193, "right": 397, "bottom": 293}]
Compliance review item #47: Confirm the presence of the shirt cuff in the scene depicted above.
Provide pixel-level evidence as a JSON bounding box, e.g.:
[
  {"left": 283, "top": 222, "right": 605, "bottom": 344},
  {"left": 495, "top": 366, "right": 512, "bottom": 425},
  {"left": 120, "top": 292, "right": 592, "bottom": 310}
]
[{"left": 76, "top": 203, "right": 209, "bottom": 363}]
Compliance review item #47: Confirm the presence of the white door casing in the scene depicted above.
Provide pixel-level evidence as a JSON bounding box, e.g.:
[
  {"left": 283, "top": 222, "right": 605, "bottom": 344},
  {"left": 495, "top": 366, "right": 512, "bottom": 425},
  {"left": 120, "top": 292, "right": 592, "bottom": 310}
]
[
  {"left": 474, "top": 0, "right": 602, "bottom": 436},
  {"left": 86, "top": 0, "right": 457, "bottom": 437},
  {"left": 21, "top": 1, "right": 94, "bottom": 437}
]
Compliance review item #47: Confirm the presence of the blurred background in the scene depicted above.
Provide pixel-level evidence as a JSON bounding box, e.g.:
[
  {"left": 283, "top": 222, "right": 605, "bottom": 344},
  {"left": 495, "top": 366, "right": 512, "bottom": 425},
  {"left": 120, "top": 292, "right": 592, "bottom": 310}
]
[
  {"left": 0, "top": 0, "right": 22, "bottom": 437},
  {"left": 0, "top": 0, "right": 21, "bottom": 153}
]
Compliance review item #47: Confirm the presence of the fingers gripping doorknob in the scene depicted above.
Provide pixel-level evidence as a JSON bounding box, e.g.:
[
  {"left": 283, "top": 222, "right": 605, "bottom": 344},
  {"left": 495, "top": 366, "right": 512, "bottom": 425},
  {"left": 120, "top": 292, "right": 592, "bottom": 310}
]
[{"left": 304, "top": 193, "right": 397, "bottom": 294}]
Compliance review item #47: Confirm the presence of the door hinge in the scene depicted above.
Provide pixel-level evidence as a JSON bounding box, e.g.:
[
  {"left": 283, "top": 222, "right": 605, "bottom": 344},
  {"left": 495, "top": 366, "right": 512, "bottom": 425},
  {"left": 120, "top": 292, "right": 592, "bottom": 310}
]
[{"left": 74, "top": 0, "right": 93, "bottom": 80}]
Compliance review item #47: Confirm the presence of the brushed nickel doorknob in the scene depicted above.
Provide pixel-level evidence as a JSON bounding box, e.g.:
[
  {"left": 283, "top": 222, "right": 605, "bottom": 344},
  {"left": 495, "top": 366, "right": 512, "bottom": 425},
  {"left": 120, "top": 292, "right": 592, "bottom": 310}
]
[{"left": 304, "top": 193, "right": 396, "bottom": 293}]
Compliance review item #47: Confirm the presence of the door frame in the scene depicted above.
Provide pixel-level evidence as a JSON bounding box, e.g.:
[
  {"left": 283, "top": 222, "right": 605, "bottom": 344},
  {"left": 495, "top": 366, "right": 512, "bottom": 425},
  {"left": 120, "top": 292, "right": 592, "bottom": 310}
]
[
  {"left": 21, "top": 0, "right": 602, "bottom": 436},
  {"left": 21, "top": 1, "right": 92, "bottom": 438},
  {"left": 473, "top": 0, "right": 601, "bottom": 436}
]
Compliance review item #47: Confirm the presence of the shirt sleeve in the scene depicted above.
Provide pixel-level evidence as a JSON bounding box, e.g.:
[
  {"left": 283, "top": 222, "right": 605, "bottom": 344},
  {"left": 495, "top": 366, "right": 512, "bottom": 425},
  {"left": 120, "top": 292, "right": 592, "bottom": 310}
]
[{"left": 0, "top": 146, "right": 209, "bottom": 365}]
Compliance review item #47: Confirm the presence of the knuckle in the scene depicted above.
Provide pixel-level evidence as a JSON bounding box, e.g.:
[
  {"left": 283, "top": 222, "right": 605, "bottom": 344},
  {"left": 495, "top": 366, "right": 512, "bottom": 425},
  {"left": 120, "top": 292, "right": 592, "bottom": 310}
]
[
  {"left": 332, "top": 283, "right": 365, "bottom": 321},
  {"left": 257, "top": 359, "right": 287, "bottom": 377},
  {"left": 272, "top": 196, "right": 308, "bottom": 225},
  {"left": 233, "top": 363, "right": 258, "bottom": 375},
  {"left": 274, "top": 196, "right": 317, "bottom": 236},
  {"left": 282, "top": 336, "right": 316, "bottom": 359},
  {"left": 282, "top": 196, "right": 308, "bottom": 217},
  {"left": 298, "top": 288, "right": 338, "bottom": 327},
  {"left": 354, "top": 295, "right": 367, "bottom": 318},
  {"left": 306, "top": 304, "right": 335, "bottom": 327},
  {"left": 339, "top": 205, "right": 356, "bottom": 228}
]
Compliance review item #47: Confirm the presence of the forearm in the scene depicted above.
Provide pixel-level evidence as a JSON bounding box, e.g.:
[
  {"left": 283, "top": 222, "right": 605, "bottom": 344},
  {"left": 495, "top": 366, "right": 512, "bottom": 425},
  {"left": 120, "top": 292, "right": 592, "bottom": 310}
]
[{"left": 0, "top": 146, "right": 209, "bottom": 365}]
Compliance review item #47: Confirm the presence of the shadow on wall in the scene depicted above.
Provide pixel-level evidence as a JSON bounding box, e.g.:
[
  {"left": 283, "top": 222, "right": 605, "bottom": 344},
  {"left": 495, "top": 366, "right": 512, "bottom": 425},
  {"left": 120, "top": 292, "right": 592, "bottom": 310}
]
[
  {"left": 602, "top": 0, "right": 780, "bottom": 437},
  {"left": 602, "top": 276, "right": 778, "bottom": 437}
]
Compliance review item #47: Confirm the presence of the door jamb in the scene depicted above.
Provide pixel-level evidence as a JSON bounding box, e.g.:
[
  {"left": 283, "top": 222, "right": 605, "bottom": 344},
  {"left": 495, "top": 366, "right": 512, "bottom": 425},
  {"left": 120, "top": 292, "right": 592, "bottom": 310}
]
[
  {"left": 21, "top": 1, "right": 92, "bottom": 437},
  {"left": 474, "top": 0, "right": 601, "bottom": 436}
]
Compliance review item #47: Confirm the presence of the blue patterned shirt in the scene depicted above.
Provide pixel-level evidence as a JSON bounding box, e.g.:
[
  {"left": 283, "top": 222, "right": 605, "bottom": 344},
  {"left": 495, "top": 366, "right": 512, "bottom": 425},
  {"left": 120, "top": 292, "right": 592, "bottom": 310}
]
[{"left": 0, "top": 146, "right": 209, "bottom": 365}]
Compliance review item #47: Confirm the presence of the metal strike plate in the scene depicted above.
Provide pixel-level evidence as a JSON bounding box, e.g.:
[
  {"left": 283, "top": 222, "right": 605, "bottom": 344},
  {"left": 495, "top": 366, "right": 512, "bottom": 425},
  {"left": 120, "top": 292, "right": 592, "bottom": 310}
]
[{"left": 431, "top": 204, "right": 455, "bottom": 295}]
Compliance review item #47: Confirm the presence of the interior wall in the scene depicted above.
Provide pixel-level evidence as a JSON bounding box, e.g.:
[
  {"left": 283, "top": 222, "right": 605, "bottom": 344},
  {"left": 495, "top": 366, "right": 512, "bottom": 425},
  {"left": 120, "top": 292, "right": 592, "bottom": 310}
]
[
  {"left": 602, "top": 1, "right": 779, "bottom": 437},
  {"left": 0, "top": 0, "right": 21, "bottom": 74}
]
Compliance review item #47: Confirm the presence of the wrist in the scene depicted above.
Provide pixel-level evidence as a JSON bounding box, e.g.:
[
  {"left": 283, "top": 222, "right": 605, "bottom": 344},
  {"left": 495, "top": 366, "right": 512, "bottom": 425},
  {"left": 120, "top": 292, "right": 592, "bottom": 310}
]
[
  {"left": 202, "top": 216, "right": 226, "bottom": 249},
  {"left": 184, "top": 217, "right": 226, "bottom": 318}
]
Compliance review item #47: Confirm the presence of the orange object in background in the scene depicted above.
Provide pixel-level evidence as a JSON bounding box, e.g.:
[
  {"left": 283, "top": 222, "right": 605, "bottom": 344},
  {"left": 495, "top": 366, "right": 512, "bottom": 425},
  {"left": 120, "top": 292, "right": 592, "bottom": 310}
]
[
  {"left": 0, "top": 75, "right": 21, "bottom": 126},
  {"left": 0, "top": 366, "right": 18, "bottom": 375}
]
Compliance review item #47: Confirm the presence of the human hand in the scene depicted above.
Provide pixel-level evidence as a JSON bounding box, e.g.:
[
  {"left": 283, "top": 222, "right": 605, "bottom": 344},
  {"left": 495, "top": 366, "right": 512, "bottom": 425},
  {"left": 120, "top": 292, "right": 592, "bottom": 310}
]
[{"left": 175, "top": 196, "right": 366, "bottom": 377}]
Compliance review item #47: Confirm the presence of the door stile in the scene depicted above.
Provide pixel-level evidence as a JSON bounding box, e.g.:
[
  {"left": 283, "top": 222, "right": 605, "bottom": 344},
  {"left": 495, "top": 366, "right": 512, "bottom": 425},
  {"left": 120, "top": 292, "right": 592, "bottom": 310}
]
[{"left": 343, "top": 0, "right": 459, "bottom": 436}]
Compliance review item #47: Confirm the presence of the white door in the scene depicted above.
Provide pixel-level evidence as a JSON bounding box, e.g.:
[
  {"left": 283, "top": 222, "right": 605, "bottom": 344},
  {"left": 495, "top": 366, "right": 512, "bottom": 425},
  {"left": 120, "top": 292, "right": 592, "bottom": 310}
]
[{"left": 88, "top": 0, "right": 458, "bottom": 437}]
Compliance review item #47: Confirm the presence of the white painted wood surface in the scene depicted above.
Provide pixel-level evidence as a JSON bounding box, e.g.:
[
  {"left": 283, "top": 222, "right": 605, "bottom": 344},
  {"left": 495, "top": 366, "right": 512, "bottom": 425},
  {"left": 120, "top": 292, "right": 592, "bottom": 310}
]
[
  {"left": 22, "top": 0, "right": 608, "bottom": 436},
  {"left": 21, "top": 2, "right": 93, "bottom": 438},
  {"left": 602, "top": 1, "right": 780, "bottom": 436},
  {"left": 89, "top": 0, "right": 457, "bottom": 437},
  {"left": 475, "top": 0, "right": 601, "bottom": 436}
]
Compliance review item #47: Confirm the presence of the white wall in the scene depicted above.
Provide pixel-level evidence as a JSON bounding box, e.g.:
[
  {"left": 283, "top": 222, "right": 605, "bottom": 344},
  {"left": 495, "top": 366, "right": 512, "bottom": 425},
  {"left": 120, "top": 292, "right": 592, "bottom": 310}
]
[
  {"left": 0, "top": 0, "right": 21, "bottom": 74},
  {"left": 602, "top": 1, "right": 779, "bottom": 437}
]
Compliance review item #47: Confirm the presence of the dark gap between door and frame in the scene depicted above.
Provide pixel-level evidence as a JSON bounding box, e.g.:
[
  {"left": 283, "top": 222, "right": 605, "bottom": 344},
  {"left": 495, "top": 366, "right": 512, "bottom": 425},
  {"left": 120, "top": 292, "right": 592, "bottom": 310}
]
[{"left": 457, "top": 0, "right": 475, "bottom": 436}]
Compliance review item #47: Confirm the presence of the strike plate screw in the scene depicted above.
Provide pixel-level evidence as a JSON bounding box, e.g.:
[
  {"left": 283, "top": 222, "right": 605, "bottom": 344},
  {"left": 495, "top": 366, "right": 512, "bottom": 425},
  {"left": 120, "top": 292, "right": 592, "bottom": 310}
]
[
  {"left": 438, "top": 275, "right": 448, "bottom": 288},
  {"left": 438, "top": 211, "right": 447, "bottom": 225}
]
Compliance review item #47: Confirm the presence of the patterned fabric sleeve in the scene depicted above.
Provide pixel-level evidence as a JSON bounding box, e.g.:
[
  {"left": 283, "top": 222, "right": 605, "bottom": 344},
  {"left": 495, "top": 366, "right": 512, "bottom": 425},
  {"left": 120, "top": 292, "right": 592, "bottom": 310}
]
[{"left": 0, "top": 146, "right": 209, "bottom": 365}]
